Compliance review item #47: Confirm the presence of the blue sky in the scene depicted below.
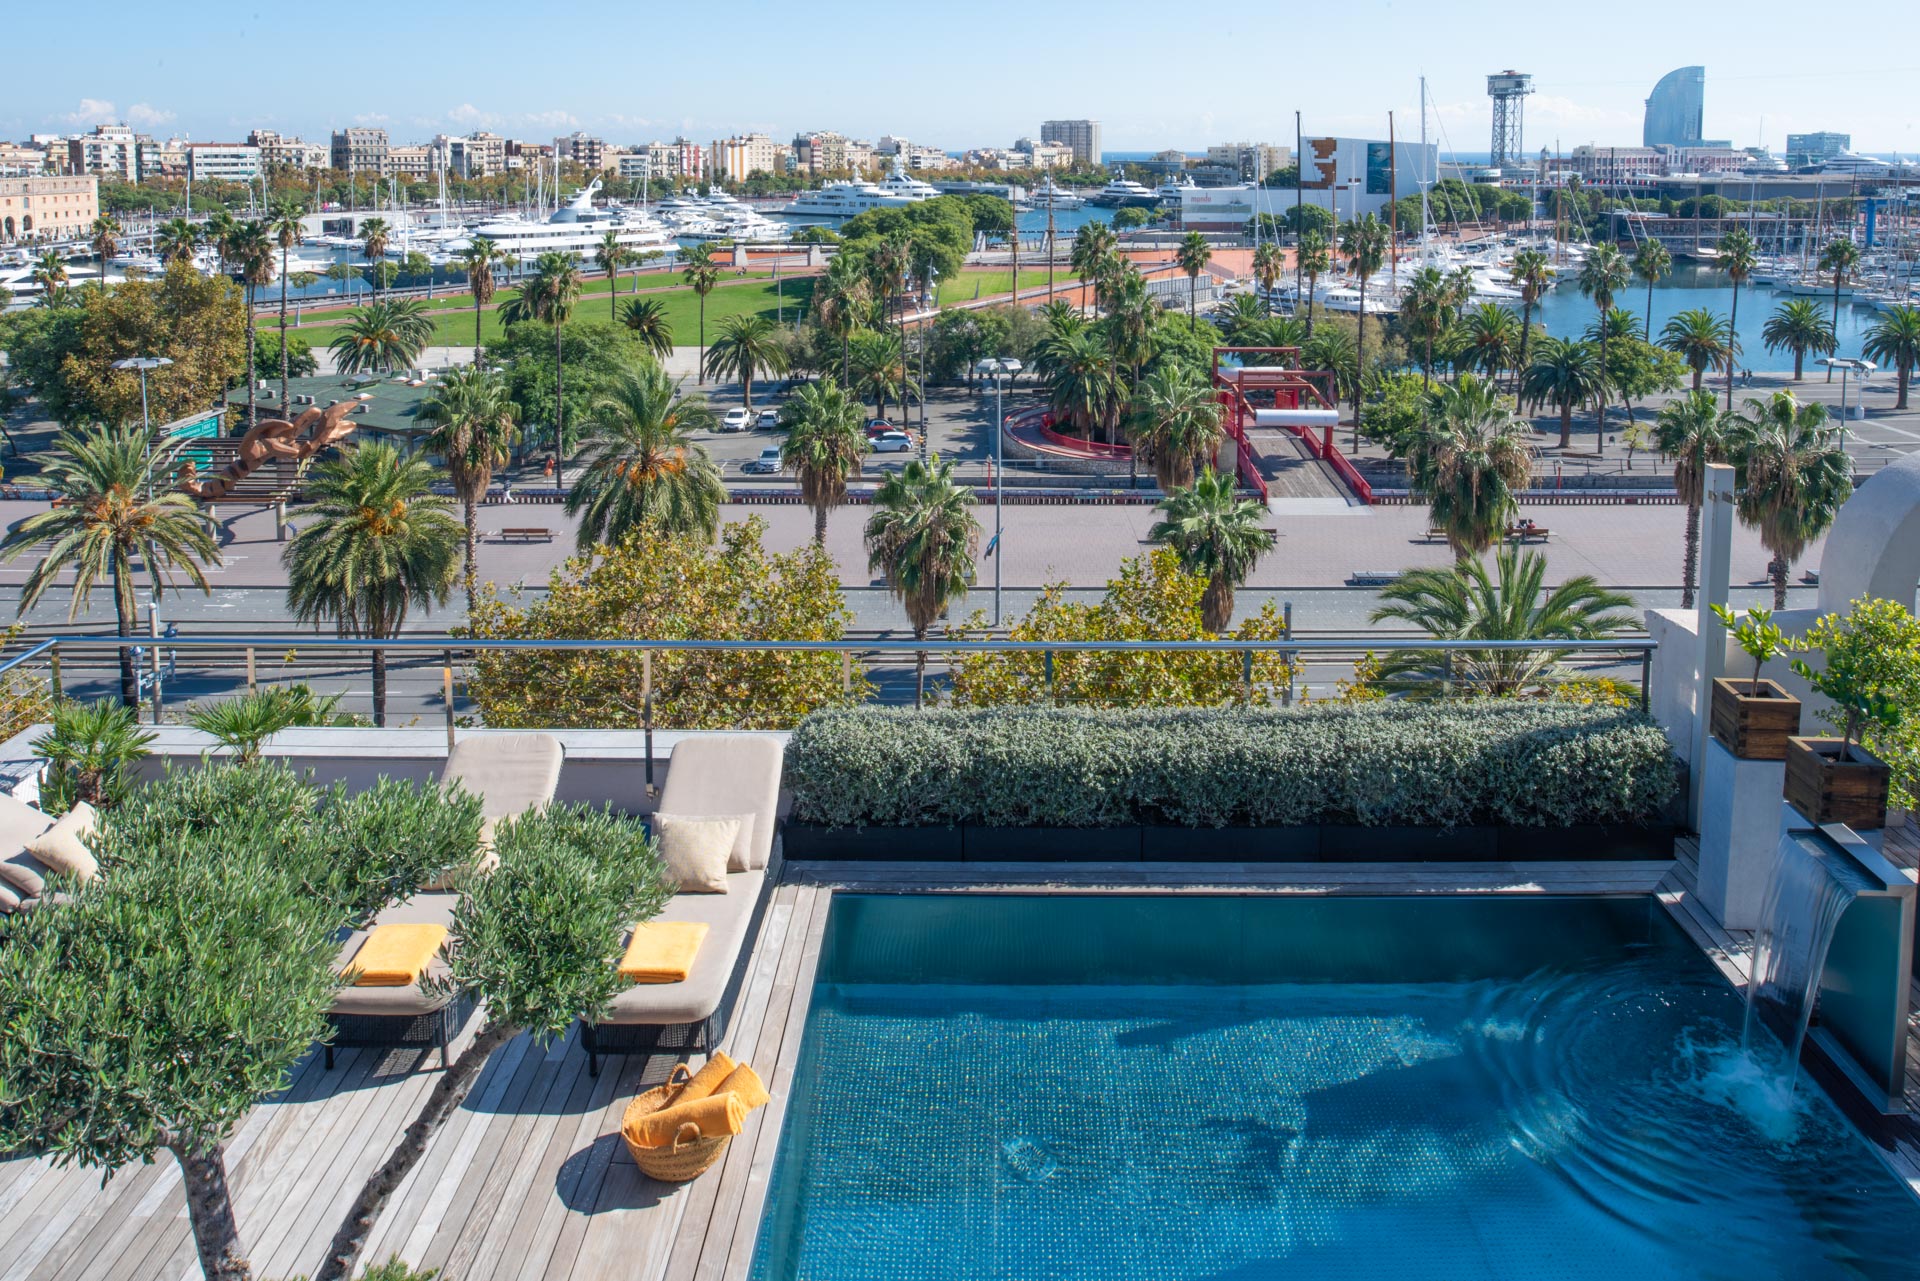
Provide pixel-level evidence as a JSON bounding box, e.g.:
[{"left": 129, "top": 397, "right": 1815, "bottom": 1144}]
[{"left": 7, "top": 0, "right": 1917, "bottom": 154}]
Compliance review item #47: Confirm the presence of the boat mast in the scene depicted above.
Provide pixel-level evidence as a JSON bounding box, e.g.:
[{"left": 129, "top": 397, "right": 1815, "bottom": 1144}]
[
  {"left": 1419, "top": 78, "right": 1431, "bottom": 266},
  {"left": 1389, "top": 109, "right": 1398, "bottom": 290}
]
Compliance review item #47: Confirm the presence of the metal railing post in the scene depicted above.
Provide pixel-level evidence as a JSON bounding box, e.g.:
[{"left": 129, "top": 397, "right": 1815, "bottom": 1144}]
[
  {"left": 147, "top": 604, "right": 163, "bottom": 725},
  {"left": 48, "top": 650, "right": 61, "bottom": 701},
  {"left": 1640, "top": 646, "right": 1653, "bottom": 712},
  {"left": 641, "top": 650, "right": 655, "bottom": 799},
  {"left": 1044, "top": 649, "right": 1056, "bottom": 705},
  {"left": 245, "top": 647, "right": 257, "bottom": 694},
  {"left": 443, "top": 649, "right": 455, "bottom": 751},
  {"left": 841, "top": 651, "right": 853, "bottom": 697},
  {"left": 1243, "top": 649, "right": 1254, "bottom": 704}
]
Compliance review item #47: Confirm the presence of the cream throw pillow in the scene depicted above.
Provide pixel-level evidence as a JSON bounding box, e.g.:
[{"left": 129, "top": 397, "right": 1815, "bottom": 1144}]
[
  {"left": 655, "top": 812, "right": 754, "bottom": 873},
  {"left": 27, "top": 802, "right": 99, "bottom": 882},
  {"left": 654, "top": 815, "right": 739, "bottom": 893}
]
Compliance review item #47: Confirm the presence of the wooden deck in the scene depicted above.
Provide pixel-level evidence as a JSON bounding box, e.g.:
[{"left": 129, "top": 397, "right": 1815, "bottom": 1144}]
[{"left": 3, "top": 836, "right": 1916, "bottom": 1279}]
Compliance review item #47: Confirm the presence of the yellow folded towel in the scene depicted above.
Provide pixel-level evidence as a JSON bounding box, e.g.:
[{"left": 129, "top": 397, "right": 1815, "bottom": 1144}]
[
  {"left": 618, "top": 921, "right": 710, "bottom": 983},
  {"left": 625, "top": 1091, "right": 748, "bottom": 1149},
  {"left": 716, "top": 1063, "right": 770, "bottom": 1112},
  {"left": 348, "top": 923, "right": 447, "bottom": 987},
  {"left": 674, "top": 1051, "right": 736, "bottom": 1105}
]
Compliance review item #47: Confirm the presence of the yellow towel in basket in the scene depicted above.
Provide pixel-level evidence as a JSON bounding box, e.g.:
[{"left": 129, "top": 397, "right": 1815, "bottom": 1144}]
[
  {"left": 673, "top": 1051, "right": 736, "bottom": 1105},
  {"left": 618, "top": 921, "right": 710, "bottom": 983},
  {"left": 716, "top": 1063, "right": 770, "bottom": 1112},
  {"left": 625, "top": 1090, "right": 749, "bottom": 1149},
  {"left": 348, "top": 924, "right": 447, "bottom": 986}
]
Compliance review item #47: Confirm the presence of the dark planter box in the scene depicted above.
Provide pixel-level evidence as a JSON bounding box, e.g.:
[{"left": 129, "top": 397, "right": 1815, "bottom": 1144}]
[
  {"left": 1140, "top": 825, "right": 1324, "bottom": 862},
  {"left": 1784, "top": 736, "right": 1891, "bottom": 831},
  {"left": 1496, "top": 823, "right": 1678, "bottom": 861},
  {"left": 781, "top": 823, "right": 963, "bottom": 861},
  {"left": 1709, "top": 678, "right": 1801, "bottom": 760},
  {"left": 1318, "top": 825, "right": 1500, "bottom": 861},
  {"left": 961, "top": 825, "right": 1142, "bottom": 861}
]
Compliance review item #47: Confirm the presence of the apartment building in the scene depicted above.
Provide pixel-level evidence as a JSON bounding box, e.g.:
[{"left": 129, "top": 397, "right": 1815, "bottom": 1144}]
[
  {"left": 249, "top": 130, "right": 328, "bottom": 171},
  {"left": 709, "top": 133, "right": 789, "bottom": 182},
  {"left": 0, "top": 143, "right": 48, "bottom": 176},
  {"left": 553, "top": 133, "right": 608, "bottom": 170},
  {"left": 330, "top": 128, "right": 391, "bottom": 176},
  {"left": 1040, "top": 119, "right": 1101, "bottom": 169},
  {"left": 436, "top": 131, "right": 506, "bottom": 178},
  {"left": 1, "top": 174, "right": 99, "bottom": 242},
  {"left": 67, "top": 125, "right": 142, "bottom": 181},
  {"left": 1205, "top": 142, "right": 1292, "bottom": 183}
]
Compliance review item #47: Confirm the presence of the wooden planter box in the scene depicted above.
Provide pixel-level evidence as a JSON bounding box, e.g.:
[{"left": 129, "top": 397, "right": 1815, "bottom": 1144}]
[
  {"left": 1709, "top": 678, "right": 1801, "bottom": 760},
  {"left": 1784, "top": 736, "right": 1891, "bottom": 830}
]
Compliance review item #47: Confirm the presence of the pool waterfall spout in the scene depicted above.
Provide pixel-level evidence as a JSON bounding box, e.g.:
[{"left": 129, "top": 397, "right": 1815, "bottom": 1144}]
[{"left": 1742, "top": 831, "right": 1867, "bottom": 1084}]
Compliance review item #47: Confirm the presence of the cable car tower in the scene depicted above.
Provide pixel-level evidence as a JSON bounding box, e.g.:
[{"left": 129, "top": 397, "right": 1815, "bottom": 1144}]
[{"left": 1487, "top": 71, "right": 1534, "bottom": 170}]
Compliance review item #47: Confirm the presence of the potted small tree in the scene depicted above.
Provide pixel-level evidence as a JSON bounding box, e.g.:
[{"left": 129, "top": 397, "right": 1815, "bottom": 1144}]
[
  {"left": 1785, "top": 617, "right": 1901, "bottom": 829},
  {"left": 1708, "top": 605, "right": 1801, "bottom": 760}
]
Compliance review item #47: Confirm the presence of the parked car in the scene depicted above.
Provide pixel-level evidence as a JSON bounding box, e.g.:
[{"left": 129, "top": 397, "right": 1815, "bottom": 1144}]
[
  {"left": 742, "top": 447, "right": 783, "bottom": 475},
  {"left": 869, "top": 431, "right": 913, "bottom": 454},
  {"left": 721, "top": 407, "right": 752, "bottom": 432},
  {"left": 756, "top": 408, "right": 782, "bottom": 430},
  {"left": 864, "top": 418, "right": 895, "bottom": 438}
]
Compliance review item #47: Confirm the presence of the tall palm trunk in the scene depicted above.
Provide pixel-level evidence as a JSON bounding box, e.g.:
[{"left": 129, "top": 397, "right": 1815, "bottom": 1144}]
[
  {"left": 371, "top": 645, "right": 388, "bottom": 727},
  {"left": 552, "top": 320, "right": 565, "bottom": 475},
  {"left": 696, "top": 294, "right": 707, "bottom": 385},
  {"left": 1770, "top": 555, "right": 1788, "bottom": 609},
  {"left": 463, "top": 499, "right": 479, "bottom": 606},
  {"left": 1189, "top": 274, "right": 1198, "bottom": 331},
  {"left": 169, "top": 1142, "right": 249, "bottom": 1281},
  {"left": 474, "top": 298, "right": 484, "bottom": 366},
  {"left": 1793, "top": 347, "right": 1804, "bottom": 380},
  {"left": 114, "top": 558, "right": 139, "bottom": 709},
  {"left": 1352, "top": 286, "right": 1367, "bottom": 450},
  {"left": 1644, "top": 283, "right": 1654, "bottom": 346},
  {"left": 1829, "top": 277, "right": 1842, "bottom": 379},
  {"left": 1680, "top": 497, "right": 1701, "bottom": 609},
  {"left": 1594, "top": 324, "right": 1608, "bottom": 456},
  {"left": 279, "top": 248, "right": 291, "bottom": 415},
  {"left": 1202, "top": 577, "right": 1233, "bottom": 634},
  {"left": 913, "top": 623, "right": 928, "bottom": 708},
  {"left": 245, "top": 286, "right": 258, "bottom": 429},
  {"left": 813, "top": 502, "right": 828, "bottom": 545},
  {"left": 1558, "top": 402, "right": 1573, "bottom": 450},
  {"left": 1518, "top": 298, "right": 1534, "bottom": 391},
  {"left": 1725, "top": 286, "right": 1741, "bottom": 413}
]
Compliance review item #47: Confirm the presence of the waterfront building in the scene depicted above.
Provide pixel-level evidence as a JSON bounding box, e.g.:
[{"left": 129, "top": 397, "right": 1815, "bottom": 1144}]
[
  {"left": 432, "top": 132, "right": 506, "bottom": 179},
  {"left": 330, "top": 128, "right": 390, "bottom": 177},
  {"left": 1041, "top": 119, "right": 1102, "bottom": 169},
  {"left": 710, "top": 133, "right": 790, "bottom": 183},
  {"left": 794, "top": 132, "right": 856, "bottom": 176},
  {"left": 186, "top": 143, "right": 263, "bottom": 183},
  {"left": 388, "top": 145, "right": 435, "bottom": 180},
  {"left": 66, "top": 125, "right": 141, "bottom": 182},
  {"left": 1013, "top": 139, "right": 1075, "bottom": 170},
  {"left": 1295, "top": 137, "right": 1438, "bottom": 220},
  {"left": 249, "top": 130, "right": 328, "bottom": 171},
  {"left": 1, "top": 173, "right": 99, "bottom": 242},
  {"left": 0, "top": 143, "right": 48, "bottom": 176},
  {"left": 554, "top": 133, "right": 608, "bottom": 171},
  {"left": 1786, "top": 131, "right": 1851, "bottom": 169},
  {"left": 1204, "top": 142, "right": 1292, "bottom": 184},
  {"left": 1642, "top": 66, "right": 1730, "bottom": 149}
]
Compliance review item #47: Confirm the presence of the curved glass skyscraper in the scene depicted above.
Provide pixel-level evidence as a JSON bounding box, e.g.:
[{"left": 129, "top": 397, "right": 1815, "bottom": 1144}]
[{"left": 1643, "top": 66, "right": 1706, "bottom": 147}]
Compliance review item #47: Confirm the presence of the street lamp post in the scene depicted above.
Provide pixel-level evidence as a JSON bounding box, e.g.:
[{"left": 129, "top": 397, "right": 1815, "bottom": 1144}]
[
  {"left": 1819, "top": 356, "right": 1875, "bottom": 448},
  {"left": 112, "top": 355, "right": 174, "bottom": 500},
  {"left": 973, "top": 357, "right": 1022, "bottom": 627}
]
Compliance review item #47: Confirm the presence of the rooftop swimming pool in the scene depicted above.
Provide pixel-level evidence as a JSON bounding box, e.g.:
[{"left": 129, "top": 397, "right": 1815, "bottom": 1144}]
[{"left": 749, "top": 894, "right": 1920, "bottom": 1280}]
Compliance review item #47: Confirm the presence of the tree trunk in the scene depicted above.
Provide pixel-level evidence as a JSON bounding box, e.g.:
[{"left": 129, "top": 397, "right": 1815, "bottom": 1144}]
[
  {"left": 1681, "top": 497, "right": 1701, "bottom": 609},
  {"left": 1352, "top": 289, "right": 1366, "bottom": 449},
  {"left": 697, "top": 293, "right": 707, "bottom": 385},
  {"left": 1692, "top": 366, "right": 1704, "bottom": 392},
  {"left": 463, "top": 499, "right": 479, "bottom": 606},
  {"left": 115, "top": 561, "right": 139, "bottom": 709},
  {"left": 1595, "top": 325, "right": 1608, "bottom": 456},
  {"left": 475, "top": 298, "right": 484, "bottom": 366},
  {"left": 1725, "top": 288, "right": 1740, "bottom": 414},
  {"left": 1518, "top": 299, "right": 1533, "bottom": 388},
  {"left": 1794, "top": 348, "right": 1804, "bottom": 381},
  {"left": 372, "top": 647, "right": 388, "bottom": 728},
  {"left": 245, "top": 288, "right": 258, "bottom": 429},
  {"left": 1558, "top": 403, "right": 1572, "bottom": 451},
  {"left": 280, "top": 250, "right": 291, "bottom": 415},
  {"left": 1202, "top": 576, "right": 1233, "bottom": 634},
  {"left": 552, "top": 320, "right": 565, "bottom": 475},
  {"left": 1771, "top": 554, "right": 1788, "bottom": 609},
  {"left": 1644, "top": 283, "right": 1653, "bottom": 346},
  {"left": 314, "top": 1021, "right": 519, "bottom": 1281},
  {"left": 743, "top": 369, "right": 753, "bottom": 413},
  {"left": 913, "top": 626, "right": 927, "bottom": 709},
  {"left": 1898, "top": 366, "right": 1911, "bottom": 411},
  {"left": 813, "top": 502, "right": 828, "bottom": 545},
  {"left": 169, "top": 1141, "right": 251, "bottom": 1281},
  {"left": 1829, "top": 280, "right": 1841, "bottom": 378}
]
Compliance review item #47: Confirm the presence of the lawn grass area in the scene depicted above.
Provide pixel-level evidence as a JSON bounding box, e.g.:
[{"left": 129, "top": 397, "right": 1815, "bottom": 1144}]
[
  {"left": 274, "top": 275, "right": 818, "bottom": 350},
  {"left": 936, "top": 269, "right": 1080, "bottom": 306},
  {"left": 285, "top": 266, "right": 797, "bottom": 319}
]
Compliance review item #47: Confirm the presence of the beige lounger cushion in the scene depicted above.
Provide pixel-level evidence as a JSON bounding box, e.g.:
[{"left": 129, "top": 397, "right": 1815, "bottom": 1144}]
[
  {"left": 654, "top": 811, "right": 754, "bottom": 871},
  {"left": 0, "top": 851, "right": 50, "bottom": 899},
  {"left": 27, "top": 802, "right": 100, "bottom": 881},
  {"left": 599, "top": 870, "right": 765, "bottom": 1026},
  {"left": 0, "top": 881, "right": 20, "bottom": 914},
  {"left": 425, "top": 733, "right": 565, "bottom": 889},
  {"left": 654, "top": 815, "right": 739, "bottom": 893},
  {"left": 328, "top": 893, "right": 459, "bottom": 1017},
  {"left": 658, "top": 736, "right": 784, "bottom": 871}
]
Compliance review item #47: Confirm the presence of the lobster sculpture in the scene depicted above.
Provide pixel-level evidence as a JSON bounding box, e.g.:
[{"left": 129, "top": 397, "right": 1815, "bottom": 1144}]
[{"left": 176, "top": 399, "right": 363, "bottom": 501}]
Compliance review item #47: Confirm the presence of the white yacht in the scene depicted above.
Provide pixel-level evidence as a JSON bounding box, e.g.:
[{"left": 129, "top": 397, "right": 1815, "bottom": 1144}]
[
  {"left": 1155, "top": 175, "right": 1198, "bottom": 204},
  {"left": 443, "top": 178, "right": 674, "bottom": 261},
  {"left": 1087, "top": 174, "right": 1156, "bottom": 208},
  {"left": 681, "top": 211, "right": 790, "bottom": 244},
  {"left": 872, "top": 161, "right": 941, "bottom": 204},
  {"left": 1028, "top": 175, "right": 1086, "bottom": 210},
  {"left": 783, "top": 180, "right": 906, "bottom": 219},
  {"left": 1817, "top": 151, "right": 1893, "bottom": 176}
]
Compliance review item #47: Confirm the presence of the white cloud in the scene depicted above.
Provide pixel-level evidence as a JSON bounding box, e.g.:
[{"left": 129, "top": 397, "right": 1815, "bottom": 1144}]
[
  {"left": 61, "top": 98, "right": 117, "bottom": 126},
  {"left": 126, "top": 103, "right": 174, "bottom": 129},
  {"left": 601, "top": 112, "right": 655, "bottom": 131},
  {"left": 353, "top": 112, "right": 389, "bottom": 125},
  {"left": 523, "top": 109, "right": 579, "bottom": 131},
  {"left": 447, "top": 103, "right": 499, "bottom": 128}
]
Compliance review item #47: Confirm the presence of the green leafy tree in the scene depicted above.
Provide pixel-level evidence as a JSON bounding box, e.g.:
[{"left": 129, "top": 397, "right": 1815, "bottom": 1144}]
[
  {"left": 814, "top": 252, "right": 872, "bottom": 383},
  {"left": 1302, "top": 323, "right": 1359, "bottom": 405},
  {"left": 1632, "top": 239, "right": 1671, "bottom": 340},
  {"left": 864, "top": 455, "right": 981, "bottom": 703},
  {"left": 1660, "top": 307, "right": 1734, "bottom": 393},
  {"left": 1790, "top": 598, "right": 1920, "bottom": 807},
  {"left": 1862, "top": 305, "right": 1920, "bottom": 410},
  {"left": 565, "top": 361, "right": 722, "bottom": 550},
  {"left": 848, "top": 327, "right": 918, "bottom": 422},
  {"left": 30, "top": 249, "right": 68, "bottom": 305},
  {"left": 417, "top": 365, "right": 521, "bottom": 603},
  {"left": 1717, "top": 228, "right": 1760, "bottom": 412},
  {"left": 155, "top": 216, "right": 199, "bottom": 265},
  {"left": 283, "top": 443, "right": 461, "bottom": 724},
  {"left": 1176, "top": 230, "right": 1212, "bottom": 331},
  {"left": 1, "top": 425, "right": 219, "bottom": 705},
  {"left": 500, "top": 252, "right": 583, "bottom": 473},
  {"left": 620, "top": 296, "right": 673, "bottom": 358},
  {"left": 681, "top": 243, "right": 722, "bottom": 382},
  {"left": 1365, "top": 546, "right": 1638, "bottom": 698},
  {"left": 1406, "top": 373, "right": 1535, "bottom": 558},
  {"left": 1575, "top": 242, "right": 1631, "bottom": 445},
  {"left": 1728, "top": 391, "right": 1853, "bottom": 606},
  {"left": 452, "top": 236, "right": 513, "bottom": 364},
  {"left": 1039, "top": 325, "right": 1120, "bottom": 441},
  {"left": 1762, "top": 298, "right": 1837, "bottom": 382},
  {"left": 1401, "top": 265, "right": 1455, "bottom": 390},
  {"left": 1069, "top": 220, "right": 1120, "bottom": 311},
  {"left": 1126, "top": 362, "right": 1224, "bottom": 492},
  {"left": 327, "top": 299, "right": 433, "bottom": 375},
  {"left": 1655, "top": 389, "right": 1733, "bottom": 608},
  {"left": 704, "top": 312, "right": 790, "bottom": 410},
  {"left": 1147, "top": 468, "right": 1276, "bottom": 632},
  {"left": 780, "top": 378, "right": 867, "bottom": 543},
  {"left": 1459, "top": 303, "right": 1523, "bottom": 390},
  {"left": 1521, "top": 335, "right": 1604, "bottom": 450}
]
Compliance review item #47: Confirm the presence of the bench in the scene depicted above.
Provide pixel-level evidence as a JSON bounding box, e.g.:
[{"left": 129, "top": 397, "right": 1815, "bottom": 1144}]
[
  {"left": 495, "top": 527, "right": 555, "bottom": 543},
  {"left": 1422, "top": 527, "right": 1448, "bottom": 542},
  {"left": 1347, "top": 570, "right": 1402, "bottom": 586},
  {"left": 1505, "top": 525, "right": 1551, "bottom": 542}
]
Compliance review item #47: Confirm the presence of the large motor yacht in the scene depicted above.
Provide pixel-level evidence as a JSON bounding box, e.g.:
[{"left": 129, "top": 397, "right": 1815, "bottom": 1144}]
[
  {"left": 444, "top": 178, "right": 674, "bottom": 261},
  {"left": 1087, "top": 174, "right": 1157, "bottom": 208},
  {"left": 1028, "top": 175, "right": 1087, "bottom": 210}
]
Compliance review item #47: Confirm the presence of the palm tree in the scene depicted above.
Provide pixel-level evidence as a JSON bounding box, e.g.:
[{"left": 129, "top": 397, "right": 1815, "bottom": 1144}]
[
  {"left": 703, "top": 313, "right": 789, "bottom": 410},
  {"left": 1511, "top": 247, "right": 1554, "bottom": 381},
  {"left": 328, "top": 300, "right": 433, "bottom": 375},
  {"left": 1296, "top": 229, "right": 1332, "bottom": 338},
  {"left": 1366, "top": 546, "right": 1637, "bottom": 698},
  {"left": 229, "top": 221, "right": 275, "bottom": 429},
  {"left": 1147, "top": 468, "right": 1276, "bottom": 633},
  {"left": 1041, "top": 327, "right": 1119, "bottom": 440},
  {"left": 1127, "top": 363, "right": 1225, "bottom": 492},
  {"left": 268, "top": 197, "right": 307, "bottom": 414},
  {"left": 1575, "top": 243, "right": 1631, "bottom": 447},
  {"left": 1521, "top": 336, "right": 1604, "bottom": 450},
  {"left": 1716, "top": 228, "right": 1760, "bottom": 412},
  {"left": 1863, "top": 305, "right": 1920, "bottom": 410},
  {"left": 416, "top": 365, "right": 519, "bottom": 603},
  {"left": 30, "top": 250, "right": 66, "bottom": 304},
  {"left": 1459, "top": 303, "right": 1523, "bottom": 389},
  {"left": 565, "top": 362, "right": 723, "bottom": 551},
  {"left": 815, "top": 252, "right": 873, "bottom": 384},
  {"left": 1819, "top": 237, "right": 1862, "bottom": 371},
  {"left": 780, "top": 379, "right": 866, "bottom": 543},
  {"left": 284, "top": 443, "right": 460, "bottom": 725},
  {"left": 1653, "top": 390, "right": 1731, "bottom": 608},
  {"left": 863, "top": 454, "right": 980, "bottom": 704},
  {"left": 1631, "top": 239, "right": 1671, "bottom": 341},
  {"left": 88, "top": 215, "right": 118, "bottom": 292},
  {"left": 1406, "top": 374, "right": 1535, "bottom": 558},
  {"left": 848, "top": 329, "right": 917, "bottom": 423},
  {"left": 1727, "top": 391, "right": 1852, "bottom": 606},
  {"left": 595, "top": 231, "right": 628, "bottom": 320},
  {"left": 621, "top": 297, "right": 673, "bottom": 358},
  {"left": 1761, "top": 298, "right": 1837, "bottom": 382},
  {"left": 1104, "top": 264, "right": 1156, "bottom": 396},
  {"left": 1402, "top": 266, "right": 1454, "bottom": 390},
  {"left": 155, "top": 217, "right": 198, "bottom": 266},
  {"left": 500, "top": 252, "right": 583, "bottom": 473},
  {"left": 1301, "top": 325, "right": 1359, "bottom": 406},
  {"left": 359, "top": 217, "right": 391, "bottom": 297},
  {"left": 680, "top": 244, "right": 722, "bottom": 382},
  {"left": 1252, "top": 241, "right": 1285, "bottom": 316},
  {"left": 1660, "top": 307, "right": 1734, "bottom": 392},
  {"left": 1, "top": 425, "right": 221, "bottom": 706},
  {"left": 867, "top": 236, "right": 913, "bottom": 335},
  {"left": 1069, "top": 220, "right": 1119, "bottom": 311},
  {"left": 203, "top": 210, "right": 236, "bottom": 274},
  {"left": 1339, "top": 214, "right": 1389, "bottom": 435},
  {"left": 452, "top": 237, "right": 513, "bottom": 364},
  {"left": 1176, "top": 231, "right": 1212, "bottom": 331}
]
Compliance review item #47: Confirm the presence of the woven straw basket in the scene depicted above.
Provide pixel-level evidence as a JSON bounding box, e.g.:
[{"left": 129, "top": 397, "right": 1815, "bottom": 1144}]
[{"left": 621, "top": 1064, "right": 731, "bottom": 1183}]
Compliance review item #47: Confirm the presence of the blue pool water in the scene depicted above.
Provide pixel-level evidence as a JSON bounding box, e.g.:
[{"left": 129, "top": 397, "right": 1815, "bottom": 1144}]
[{"left": 749, "top": 895, "right": 1920, "bottom": 1281}]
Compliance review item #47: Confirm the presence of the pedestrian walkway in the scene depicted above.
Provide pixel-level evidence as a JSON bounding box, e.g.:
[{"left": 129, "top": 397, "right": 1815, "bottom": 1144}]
[{"left": 1246, "top": 429, "right": 1350, "bottom": 502}]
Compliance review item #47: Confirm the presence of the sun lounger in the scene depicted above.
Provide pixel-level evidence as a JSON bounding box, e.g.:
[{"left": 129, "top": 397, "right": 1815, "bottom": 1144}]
[
  {"left": 424, "top": 732, "right": 564, "bottom": 887},
  {"left": 325, "top": 892, "right": 471, "bottom": 1069},
  {"left": 581, "top": 735, "right": 784, "bottom": 1075}
]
